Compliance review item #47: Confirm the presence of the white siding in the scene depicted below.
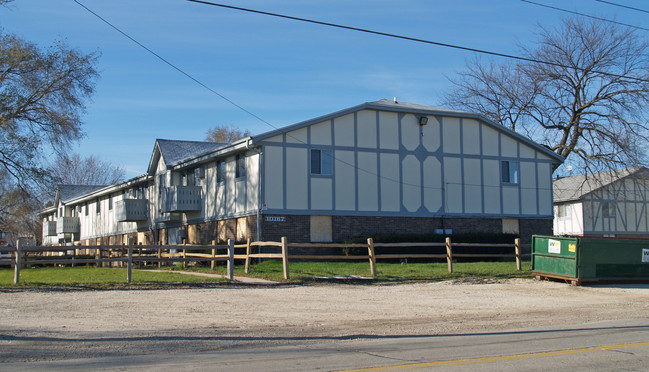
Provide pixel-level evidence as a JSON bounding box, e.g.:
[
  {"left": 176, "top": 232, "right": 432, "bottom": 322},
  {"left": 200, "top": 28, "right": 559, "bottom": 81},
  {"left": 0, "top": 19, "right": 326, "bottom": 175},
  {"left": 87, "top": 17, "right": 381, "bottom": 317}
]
[
  {"left": 402, "top": 155, "right": 421, "bottom": 212},
  {"left": 463, "top": 158, "right": 482, "bottom": 213},
  {"left": 380, "top": 153, "right": 400, "bottom": 212},
  {"left": 378, "top": 111, "right": 399, "bottom": 150},
  {"left": 333, "top": 113, "right": 354, "bottom": 147},
  {"left": 357, "top": 151, "right": 378, "bottom": 211},
  {"left": 444, "top": 157, "right": 462, "bottom": 213},
  {"left": 423, "top": 156, "right": 442, "bottom": 213},
  {"left": 357, "top": 110, "right": 377, "bottom": 149},
  {"left": 483, "top": 159, "right": 501, "bottom": 214},
  {"left": 310, "top": 120, "right": 332, "bottom": 146},
  {"left": 401, "top": 114, "right": 420, "bottom": 151},
  {"left": 442, "top": 117, "right": 461, "bottom": 154},
  {"left": 335, "top": 150, "right": 355, "bottom": 210},
  {"left": 462, "top": 119, "right": 480, "bottom": 155},
  {"left": 311, "top": 178, "right": 333, "bottom": 210},
  {"left": 481, "top": 125, "right": 499, "bottom": 156},
  {"left": 286, "top": 147, "right": 308, "bottom": 209},
  {"left": 520, "top": 161, "right": 537, "bottom": 215},
  {"left": 286, "top": 127, "right": 307, "bottom": 144},
  {"left": 264, "top": 146, "right": 284, "bottom": 209}
]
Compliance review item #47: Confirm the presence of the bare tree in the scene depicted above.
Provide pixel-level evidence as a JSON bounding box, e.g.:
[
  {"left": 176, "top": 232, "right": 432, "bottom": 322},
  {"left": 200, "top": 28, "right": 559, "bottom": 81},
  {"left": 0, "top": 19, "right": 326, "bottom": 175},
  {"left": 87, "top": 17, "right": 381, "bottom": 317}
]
[
  {"left": 51, "top": 153, "right": 125, "bottom": 186},
  {"left": 0, "top": 30, "right": 99, "bottom": 243},
  {"left": 0, "top": 30, "right": 99, "bottom": 187},
  {"left": 444, "top": 18, "right": 649, "bottom": 174},
  {"left": 205, "top": 124, "right": 251, "bottom": 143}
]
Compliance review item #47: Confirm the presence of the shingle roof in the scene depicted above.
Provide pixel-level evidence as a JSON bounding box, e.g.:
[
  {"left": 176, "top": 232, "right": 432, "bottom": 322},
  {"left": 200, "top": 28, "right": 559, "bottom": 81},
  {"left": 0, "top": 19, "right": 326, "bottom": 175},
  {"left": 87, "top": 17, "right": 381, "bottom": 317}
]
[
  {"left": 367, "top": 98, "right": 468, "bottom": 115},
  {"left": 58, "top": 185, "right": 108, "bottom": 203},
  {"left": 156, "top": 139, "right": 227, "bottom": 166},
  {"left": 553, "top": 167, "right": 647, "bottom": 203}
]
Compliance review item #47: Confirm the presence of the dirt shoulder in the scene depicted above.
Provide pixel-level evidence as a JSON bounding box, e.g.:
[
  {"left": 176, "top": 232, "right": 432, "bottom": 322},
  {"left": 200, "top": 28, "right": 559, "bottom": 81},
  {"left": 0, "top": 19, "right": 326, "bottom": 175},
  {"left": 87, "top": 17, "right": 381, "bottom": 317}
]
[{"left": 1, "top": 279, "right": 648, "bottom": 362}]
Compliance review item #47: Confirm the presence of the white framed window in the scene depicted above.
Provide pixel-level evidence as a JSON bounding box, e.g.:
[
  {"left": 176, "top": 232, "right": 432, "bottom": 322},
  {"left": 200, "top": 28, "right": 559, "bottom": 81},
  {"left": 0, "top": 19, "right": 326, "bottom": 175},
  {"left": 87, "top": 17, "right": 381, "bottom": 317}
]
[
  {"left": 557, "top": 204, "right": 567, "bottom": 218},
  {"left": 501, "top": 160, "right": 519, "bottom": 184},
  {"left": 311, "top": 149, "right": 333, "bottom": 175},
  {"left": 602, "top": 201, "right": 616, "bottom": 217}
]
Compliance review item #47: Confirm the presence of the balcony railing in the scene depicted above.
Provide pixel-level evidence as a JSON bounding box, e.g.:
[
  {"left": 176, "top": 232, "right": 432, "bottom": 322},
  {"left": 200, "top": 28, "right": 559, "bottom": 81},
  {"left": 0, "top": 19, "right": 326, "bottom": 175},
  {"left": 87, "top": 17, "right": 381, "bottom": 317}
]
[
  {"left": 115, "top": 199, "right": 148, "bottom": 222},
  {"left": 43, "top": 221, "right": 57, "bottom": 236},
  {"left": 56, "top": 217, "right": 80, "bottom": 234},
  {"left": 161, "top": 186, "right": 202, "bottom": 213}
]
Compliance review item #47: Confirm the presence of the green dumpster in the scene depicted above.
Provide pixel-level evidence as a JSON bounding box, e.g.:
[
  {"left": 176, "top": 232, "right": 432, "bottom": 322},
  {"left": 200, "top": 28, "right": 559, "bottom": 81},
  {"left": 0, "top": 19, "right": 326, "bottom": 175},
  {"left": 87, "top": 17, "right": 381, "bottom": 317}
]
[{"left": 532, "top": 235, "right": 649, "bottom": 285}]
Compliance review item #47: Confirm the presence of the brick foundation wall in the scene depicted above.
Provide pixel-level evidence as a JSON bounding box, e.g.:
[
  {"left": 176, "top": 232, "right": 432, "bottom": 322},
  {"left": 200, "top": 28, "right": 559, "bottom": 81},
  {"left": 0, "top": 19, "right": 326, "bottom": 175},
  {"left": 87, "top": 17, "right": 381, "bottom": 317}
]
[
  {"left": 519, "top": 219, "right": 553, "bottom": 244},
  {"left": 261, "top": 215, "right": 310, "bottom": 243},
  {"left": 259, "top": 215, "right": 553, "bottom": 244}
]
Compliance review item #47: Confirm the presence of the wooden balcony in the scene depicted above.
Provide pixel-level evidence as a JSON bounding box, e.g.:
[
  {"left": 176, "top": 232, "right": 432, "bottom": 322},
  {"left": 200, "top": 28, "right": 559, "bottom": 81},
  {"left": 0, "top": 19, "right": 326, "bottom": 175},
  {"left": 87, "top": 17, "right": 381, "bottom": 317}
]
[
  {"left": 43, "top": 221, "right": 57, "bottom": 236},
  {"left": 116, "top": 199, "right": 148, "bottom": 222},
  {"left": 56, "top": 217, "right": 80, "bottom": 234},
  {"left": 162, "top": 186, "right": 202, "bottom": 213}
]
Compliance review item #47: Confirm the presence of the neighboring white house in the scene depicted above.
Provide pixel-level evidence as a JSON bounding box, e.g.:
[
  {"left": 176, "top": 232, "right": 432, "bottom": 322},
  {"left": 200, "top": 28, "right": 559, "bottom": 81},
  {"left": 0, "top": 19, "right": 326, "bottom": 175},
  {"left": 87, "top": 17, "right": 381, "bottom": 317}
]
[
  {"left": 553, "top": 167, "right": 649, "bottom": 238},
  {"left": 40, "top": 99, "right": 563, "bottom": 246}
]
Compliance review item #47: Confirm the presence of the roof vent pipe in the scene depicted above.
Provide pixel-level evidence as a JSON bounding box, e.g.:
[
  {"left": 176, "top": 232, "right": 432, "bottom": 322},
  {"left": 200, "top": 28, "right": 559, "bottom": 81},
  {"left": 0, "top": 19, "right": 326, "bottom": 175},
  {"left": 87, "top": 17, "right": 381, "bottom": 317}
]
[{"left": 393, "top": 97, "right": 398, "bottom": 103}]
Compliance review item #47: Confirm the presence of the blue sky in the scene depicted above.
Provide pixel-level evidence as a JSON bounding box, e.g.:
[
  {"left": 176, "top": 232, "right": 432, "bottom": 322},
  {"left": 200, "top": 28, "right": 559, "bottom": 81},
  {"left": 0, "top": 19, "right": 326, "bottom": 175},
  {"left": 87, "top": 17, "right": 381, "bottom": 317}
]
[{"left": 1, "top": 0, "right": 646, "bottom": 178}]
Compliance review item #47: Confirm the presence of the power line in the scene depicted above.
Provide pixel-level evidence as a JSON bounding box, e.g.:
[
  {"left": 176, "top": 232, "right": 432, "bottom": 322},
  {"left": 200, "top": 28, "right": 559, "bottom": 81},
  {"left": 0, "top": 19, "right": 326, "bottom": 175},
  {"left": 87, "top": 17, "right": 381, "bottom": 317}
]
[
  {"left": 71, "top": 0, "right": 453, "bottom": 192},
  {"left": 595, "top": 0, "right": 649, "bottom": 14},
  {"left": 521, "top": 0, "right": 649, "bottom": 32},
  {"left": 72, "top": 0, "right": 274, "bottom": 131},
  {"left": 187, "top": 0, "right": 649, "bottom": 84}
]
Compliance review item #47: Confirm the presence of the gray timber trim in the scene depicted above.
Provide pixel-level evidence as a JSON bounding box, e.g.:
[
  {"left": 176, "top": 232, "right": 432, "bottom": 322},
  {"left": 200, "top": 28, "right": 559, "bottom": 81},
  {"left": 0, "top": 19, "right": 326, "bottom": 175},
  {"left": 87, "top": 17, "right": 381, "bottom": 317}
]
[{"left": 251, "top": 99, "right": 563, "bottom": 164}]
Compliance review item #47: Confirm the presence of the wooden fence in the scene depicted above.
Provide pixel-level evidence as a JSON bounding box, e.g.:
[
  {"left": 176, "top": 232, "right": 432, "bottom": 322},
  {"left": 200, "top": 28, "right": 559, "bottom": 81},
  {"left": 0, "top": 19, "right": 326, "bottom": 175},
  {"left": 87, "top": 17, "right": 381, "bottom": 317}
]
[
  {"left": 2, "top": 237, "right": 530, "bottom": 283},
  {"left": 4, "top": 238, "right": 236, "bottom": 284}
]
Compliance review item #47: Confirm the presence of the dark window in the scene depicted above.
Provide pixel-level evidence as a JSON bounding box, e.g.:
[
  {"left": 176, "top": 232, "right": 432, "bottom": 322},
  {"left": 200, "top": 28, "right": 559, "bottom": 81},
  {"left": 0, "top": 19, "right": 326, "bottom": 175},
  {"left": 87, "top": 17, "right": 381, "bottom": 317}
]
[
  {"left": 217, "top": 161, "right": 225, "bottom": 183},
  {"left": 108, "top": 195, "right": 113, "bottom": 210},
  {"left": 186, "top": 168, "right": 196, "bottom": 186},
  {"left": 602, "top": 202, "right": 616, "bottom": 217},
  {"left": 311, "top": 149, "right": 332, "bottom": 175},
  {"left": 501, "top": 160, "right": 519, "bottom": 184},
  {"left": 236, "top": 154, "right": 246, "bottom": 178},
  {"left": 96, "top": 198, "right": 101, "bottom": 214}
]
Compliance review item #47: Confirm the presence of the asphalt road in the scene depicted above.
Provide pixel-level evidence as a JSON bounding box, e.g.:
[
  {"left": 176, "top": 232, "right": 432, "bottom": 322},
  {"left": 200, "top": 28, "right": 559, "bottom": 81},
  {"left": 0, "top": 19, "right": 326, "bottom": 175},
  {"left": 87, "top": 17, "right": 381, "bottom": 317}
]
[{"left": 3, "top": 319, "right": 649, "bottom": 371}]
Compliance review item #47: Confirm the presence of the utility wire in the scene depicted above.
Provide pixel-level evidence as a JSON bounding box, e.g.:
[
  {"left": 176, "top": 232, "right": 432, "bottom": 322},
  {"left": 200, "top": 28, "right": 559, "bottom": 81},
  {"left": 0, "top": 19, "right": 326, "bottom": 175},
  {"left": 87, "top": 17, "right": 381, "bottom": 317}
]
[
  {"left": 72, "top": 0, "right": 273, "bottom": 130},
  {"left": 72, "top": 0, "right": 570, "bottom": 194},
  {"left": 521, "top": 0, "right": 649, "bottom": 31},
  {"left": 187, "top": 0, "right": 649, "bottom": 84},
  {"left": 595, "top": 0, "right": 649, "bottom": 14},
  {"left": 71, "top": 0, "right": 449, "bottom": 192}
]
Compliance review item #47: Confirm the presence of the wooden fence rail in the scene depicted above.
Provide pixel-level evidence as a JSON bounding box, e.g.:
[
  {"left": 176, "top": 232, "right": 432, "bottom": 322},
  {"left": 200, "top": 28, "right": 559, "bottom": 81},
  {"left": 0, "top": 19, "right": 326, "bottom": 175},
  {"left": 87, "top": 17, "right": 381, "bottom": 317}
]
[
  {"left": 6, "top": 239, "right": 236, "bottom": 284},
  {"left": 3, "top": 236, "right": 531, "bottom": 283}
]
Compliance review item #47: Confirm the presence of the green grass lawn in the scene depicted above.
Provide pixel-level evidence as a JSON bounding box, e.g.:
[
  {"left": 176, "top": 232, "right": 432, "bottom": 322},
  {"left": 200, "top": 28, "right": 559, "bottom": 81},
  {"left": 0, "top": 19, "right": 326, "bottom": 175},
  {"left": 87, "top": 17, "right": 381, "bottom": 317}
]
[
  {"left": 170, "top": 259, "right": 533, "bottom": 282},
  {"left": 0, "top": 266, "right": 226, "bottom": 287},
  {"left": 0, "top": 260, "right": 532, "bottom": 287}
]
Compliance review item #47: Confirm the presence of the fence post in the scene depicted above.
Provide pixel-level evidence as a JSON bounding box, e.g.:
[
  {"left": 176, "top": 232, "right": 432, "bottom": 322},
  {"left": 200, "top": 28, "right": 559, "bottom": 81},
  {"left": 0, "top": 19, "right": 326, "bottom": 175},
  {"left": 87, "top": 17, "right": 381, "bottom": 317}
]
[
  {"left": 245, "top": 238, "right": 251, "bottom": 274},
  {"left": 13, "top": 241, "right": 21, "bottom": 284},
  {"left": 157, "top": 246, "right": 162, "bottom": 269},
  {"left": 211, "top": 240, "right": 216, "bottom": 271},
  {"left": 182, "top": 242, "right": 187, "bottom": 269},
  {"left": 446, "top": 237, "right": 453, "bottom": 273},
  {"left": 281, "top": 236, "right": 290, "bottom": 280},
  {"left": 127, "top": 237, "right": 134, "bottom": 284},
  {"left": 367, "top": 238, "right": 376, "bottom": 278},
  {"left": 515, "top": 238, "right": 522, "bottom": 271},
  {"left": 138, "top": 243, "right": 143, "bottom": 269},
  {"left": 227, "top": 239, "right": 234, "bottom": 280}
]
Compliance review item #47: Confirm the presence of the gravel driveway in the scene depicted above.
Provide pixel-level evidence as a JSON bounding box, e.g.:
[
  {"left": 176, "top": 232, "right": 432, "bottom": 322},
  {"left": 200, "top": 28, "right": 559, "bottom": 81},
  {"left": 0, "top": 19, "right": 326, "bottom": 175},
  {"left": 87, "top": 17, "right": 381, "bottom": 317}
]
[{"left": 1, "top": 279, "right": 648, "bottom": 362}]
